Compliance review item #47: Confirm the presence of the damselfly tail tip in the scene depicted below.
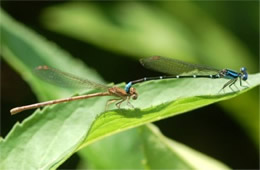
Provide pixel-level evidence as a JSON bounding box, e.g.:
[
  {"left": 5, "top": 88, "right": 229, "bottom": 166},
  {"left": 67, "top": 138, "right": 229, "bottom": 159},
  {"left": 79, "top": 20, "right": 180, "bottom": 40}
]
[{"left": 10, "top": 108, "right": 20, "bottom": 115}]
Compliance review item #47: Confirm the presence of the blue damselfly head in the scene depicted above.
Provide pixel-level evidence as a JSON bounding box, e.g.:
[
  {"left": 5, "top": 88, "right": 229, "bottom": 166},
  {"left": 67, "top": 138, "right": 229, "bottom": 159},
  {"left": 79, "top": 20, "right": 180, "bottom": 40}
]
[{"left": 240, "top": 67, "right": 248, "bottom": 81}]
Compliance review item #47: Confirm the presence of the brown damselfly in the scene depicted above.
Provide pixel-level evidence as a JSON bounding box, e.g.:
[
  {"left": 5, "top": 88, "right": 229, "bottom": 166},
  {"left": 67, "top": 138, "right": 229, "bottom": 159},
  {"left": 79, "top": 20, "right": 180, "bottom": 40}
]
[{"left": 10, "top": 66, "right": 138, "bottom": 115}]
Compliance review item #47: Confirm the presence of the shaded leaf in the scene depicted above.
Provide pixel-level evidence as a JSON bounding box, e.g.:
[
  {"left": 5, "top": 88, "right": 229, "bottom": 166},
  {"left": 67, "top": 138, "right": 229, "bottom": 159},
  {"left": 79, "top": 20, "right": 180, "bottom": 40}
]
[{"left": 78, "top": 124, "right": 229, "bottom": 169}]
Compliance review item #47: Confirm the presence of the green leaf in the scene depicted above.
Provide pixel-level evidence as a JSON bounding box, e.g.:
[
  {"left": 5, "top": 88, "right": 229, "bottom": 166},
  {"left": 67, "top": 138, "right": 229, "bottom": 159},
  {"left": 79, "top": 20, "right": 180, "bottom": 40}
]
[
  {"left": 1, "top": 7, "right": 259, "bottom": 169},
  {"left": 78, "top": 124, "right": 230, "bottom": 169},
  {"left": 39, "top": 2, "right": 259, "bottom": 146},
  {"left": 0, "top": 8, "right": 104, "bottom": 101},
  {"left": 79, "top": 73, "right": 260, "bottom": 149},
  {"left": 1, "top": 73, "right": 259, "bottom": 169}
]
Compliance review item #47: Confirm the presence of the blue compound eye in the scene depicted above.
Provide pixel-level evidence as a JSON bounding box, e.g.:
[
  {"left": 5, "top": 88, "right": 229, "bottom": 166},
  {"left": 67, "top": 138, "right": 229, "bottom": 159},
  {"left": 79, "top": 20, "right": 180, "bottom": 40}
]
[
  {"left": 242, "top": 74, "right": 248, "bottom": 81},
  {"left": 240, "top": 67, "right": 247, "bottom": 72}
]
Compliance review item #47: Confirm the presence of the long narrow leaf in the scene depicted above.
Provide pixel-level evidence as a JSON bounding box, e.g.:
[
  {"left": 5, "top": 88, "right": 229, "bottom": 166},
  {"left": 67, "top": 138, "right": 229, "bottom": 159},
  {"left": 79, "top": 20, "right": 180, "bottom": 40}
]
[{"left": 1, "top": 73, "right": 259, "bottom": 169}]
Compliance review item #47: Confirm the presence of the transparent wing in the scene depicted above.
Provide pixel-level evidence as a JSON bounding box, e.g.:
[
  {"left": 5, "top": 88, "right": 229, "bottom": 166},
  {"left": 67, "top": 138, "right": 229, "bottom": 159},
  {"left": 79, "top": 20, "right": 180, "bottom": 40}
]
[
  {"left": 140, "top": 56, "right": 220, "bottom": 76},
  {"left": 34, "top": 66, "right": 108, "bottom": 90}
]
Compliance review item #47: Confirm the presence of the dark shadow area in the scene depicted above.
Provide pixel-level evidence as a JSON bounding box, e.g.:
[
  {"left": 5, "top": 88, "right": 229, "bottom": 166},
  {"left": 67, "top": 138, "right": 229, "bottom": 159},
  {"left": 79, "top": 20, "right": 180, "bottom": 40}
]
[
  {"left": 155, "top": 104, "right": 259, "bottom": 169},
  {"left": 1, "top": 1, "right": 258, "bottom": 169}
]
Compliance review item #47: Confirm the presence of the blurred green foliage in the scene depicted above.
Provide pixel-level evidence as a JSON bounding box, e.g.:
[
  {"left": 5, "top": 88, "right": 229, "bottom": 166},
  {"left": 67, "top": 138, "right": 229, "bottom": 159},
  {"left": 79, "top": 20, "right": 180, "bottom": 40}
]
[{"left": 1, "top": 1, "right": 259, "bottom": 169}]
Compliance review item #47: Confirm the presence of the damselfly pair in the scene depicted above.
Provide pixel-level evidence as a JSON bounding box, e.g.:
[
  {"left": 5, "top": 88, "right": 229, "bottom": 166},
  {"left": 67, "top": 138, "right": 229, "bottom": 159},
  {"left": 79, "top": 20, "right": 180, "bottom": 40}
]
[{"left": 10, "top": 56, "right": 248, "bottom": 115}]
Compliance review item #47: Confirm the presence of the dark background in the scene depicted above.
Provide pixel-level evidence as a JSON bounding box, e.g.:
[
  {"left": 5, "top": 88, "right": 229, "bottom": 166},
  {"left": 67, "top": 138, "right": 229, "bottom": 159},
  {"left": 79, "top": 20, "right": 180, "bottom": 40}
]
[{"left": 1, "top": 1, "right": 259, "bottom": 169}]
